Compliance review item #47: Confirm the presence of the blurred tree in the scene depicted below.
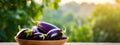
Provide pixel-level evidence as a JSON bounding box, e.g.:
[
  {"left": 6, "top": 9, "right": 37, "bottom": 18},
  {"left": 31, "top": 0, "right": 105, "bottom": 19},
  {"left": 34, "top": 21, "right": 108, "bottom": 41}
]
[
  {"left": 0, "top": 0, "right": 61, "bottom": 42},
  {"left": 68, "top": 25, "right": 93, "bottom": 42},
  {"left": 91, "top": 5, "right": 120, "bottom": 42},
  {"left": 42, "top": 9, "right": 93, "bottom": 42}
]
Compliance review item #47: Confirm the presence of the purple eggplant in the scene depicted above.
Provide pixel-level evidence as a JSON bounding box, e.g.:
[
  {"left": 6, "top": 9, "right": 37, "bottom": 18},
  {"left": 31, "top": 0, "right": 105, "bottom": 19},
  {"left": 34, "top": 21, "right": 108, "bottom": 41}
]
[
  {"left": 38, "top": 22, "right": 59, "bottom": 33},
  {"left": 16, "top": 27, "right": 44, "bottom": 40},
  {"left": 16, "top": 28, "right": 34, "bottom": 40},
  {"left": 30, "top": 26, "right": 44, "bottom": 40},
  {"left": 60, "top": 36, "right": 67, "bottom": 40},
  {"left": 16, "top": 28, "right": 28, "bottom": 39},
  {"left": 46, "top": 29, "right": 63, "bottom": 40}
]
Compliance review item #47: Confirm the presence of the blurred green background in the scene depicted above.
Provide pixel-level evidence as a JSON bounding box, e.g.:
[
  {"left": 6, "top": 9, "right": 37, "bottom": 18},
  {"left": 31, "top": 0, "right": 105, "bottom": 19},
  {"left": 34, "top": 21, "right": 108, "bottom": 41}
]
[{"left": 0, "top": 0, "right": 120, "bottom": 42}]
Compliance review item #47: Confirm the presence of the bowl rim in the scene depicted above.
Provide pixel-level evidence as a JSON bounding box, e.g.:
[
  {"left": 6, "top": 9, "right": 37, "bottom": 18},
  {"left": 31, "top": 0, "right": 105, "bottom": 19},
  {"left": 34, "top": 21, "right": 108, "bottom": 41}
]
[{"left": 15, "top": 36, "right": 67, "bottom": 41}]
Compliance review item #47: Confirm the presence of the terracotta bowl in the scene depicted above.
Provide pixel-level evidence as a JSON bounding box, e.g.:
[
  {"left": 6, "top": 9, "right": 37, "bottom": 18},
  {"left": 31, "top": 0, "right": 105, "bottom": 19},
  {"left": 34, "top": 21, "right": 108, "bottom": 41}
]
[{"left": 15, "top": 37, "right": 67, "bottom": 45}]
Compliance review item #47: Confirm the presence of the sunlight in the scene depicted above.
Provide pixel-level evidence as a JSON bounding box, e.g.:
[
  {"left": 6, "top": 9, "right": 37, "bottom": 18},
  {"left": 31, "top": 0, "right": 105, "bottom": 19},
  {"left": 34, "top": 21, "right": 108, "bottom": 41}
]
[{"left": 60, "top": 0, "right": 116, "bottom": 5}]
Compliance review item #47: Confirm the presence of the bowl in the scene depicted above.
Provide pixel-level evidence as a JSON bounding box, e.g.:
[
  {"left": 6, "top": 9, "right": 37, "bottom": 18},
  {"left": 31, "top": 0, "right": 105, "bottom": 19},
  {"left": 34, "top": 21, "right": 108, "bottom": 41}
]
[{"left": 15, "top": 36, "right": 67, "bottom": 45}]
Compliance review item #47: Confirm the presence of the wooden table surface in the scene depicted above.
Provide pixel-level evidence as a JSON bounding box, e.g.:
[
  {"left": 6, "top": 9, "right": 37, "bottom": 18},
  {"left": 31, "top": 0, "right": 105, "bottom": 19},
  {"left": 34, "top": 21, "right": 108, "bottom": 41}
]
[{"left": 0, "top": 42, "right": 120, "bottom": 45}]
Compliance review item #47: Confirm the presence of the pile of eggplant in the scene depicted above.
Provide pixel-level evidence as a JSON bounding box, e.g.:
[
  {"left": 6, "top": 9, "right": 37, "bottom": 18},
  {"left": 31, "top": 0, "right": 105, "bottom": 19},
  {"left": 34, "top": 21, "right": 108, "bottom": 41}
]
[{"left": 16, "top": 22, "right": 67, "bottom": 40}]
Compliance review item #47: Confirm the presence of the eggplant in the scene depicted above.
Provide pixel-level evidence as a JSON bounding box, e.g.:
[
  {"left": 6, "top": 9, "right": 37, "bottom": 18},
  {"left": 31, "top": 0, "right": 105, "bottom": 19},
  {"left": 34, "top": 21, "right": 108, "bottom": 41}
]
[
  {"left": 16, "top": 27, "right": 44, "bottom": 40},
  {"left": 16, "top": 28, "right": 27, "bottom": 39},
  {"left": 46, "top": 29, "right": 63, "bottom": 40},
  {"left": 16, "top": 28, "right": 33, "bottom": 40},
  {"left": 38, "top": 22, "right": 59, "bottom": 33},
  {"left": 31, "top": 26, "right": 43, "bottom": 40},
  {"left": 60, "top": 36, "right": 67, "bottom": 40},
  {"left": 16, "top": 22, "right": 66, "bottom": 40}
]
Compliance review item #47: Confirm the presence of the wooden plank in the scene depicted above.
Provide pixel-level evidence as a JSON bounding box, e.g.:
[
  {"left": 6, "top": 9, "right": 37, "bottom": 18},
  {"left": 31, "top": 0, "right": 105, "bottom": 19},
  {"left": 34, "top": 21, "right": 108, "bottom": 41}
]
[
  {"left": 0, "top": 42, "right": 18, "bottom": 45},
  {"left": 0, "top": 42, "right": 120, "bottom": 45}
]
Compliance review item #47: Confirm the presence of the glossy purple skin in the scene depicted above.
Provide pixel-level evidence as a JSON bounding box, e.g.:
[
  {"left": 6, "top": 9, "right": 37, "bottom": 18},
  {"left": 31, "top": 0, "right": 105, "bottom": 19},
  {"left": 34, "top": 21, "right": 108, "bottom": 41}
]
[
  {"left": 17, "top": 29, "right": 27, "bottom": 39},
  {"left": 38, "top": 22, "right": 59, "bottom": 33},
  {"left": 17, "top": 27, "right": 43, "bottom": 40},
  {"left": 31, "top": 26, "right": 43, "bottom": 40},
  {"left": 46, "top": 29, "right": 63, "bottom": 40}
]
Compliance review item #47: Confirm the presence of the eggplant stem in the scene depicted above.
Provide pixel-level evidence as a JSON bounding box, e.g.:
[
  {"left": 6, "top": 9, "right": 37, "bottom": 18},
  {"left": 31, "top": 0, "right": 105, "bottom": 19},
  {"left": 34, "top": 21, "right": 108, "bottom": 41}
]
[
  {"left": 25, "top": 29, "right": 33, "bottom": 37},
  {"left": 62, "top": 26, "right": 66, "bottom": 35},
  {"left": 31, "top": 18, "right": 40, "bottom": 26},
  {"left": 18, "top": 25, "right": 21, "bottom": 31},
  {"left": 42, "top": 34, "right": 46, "bottom": 40}
]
